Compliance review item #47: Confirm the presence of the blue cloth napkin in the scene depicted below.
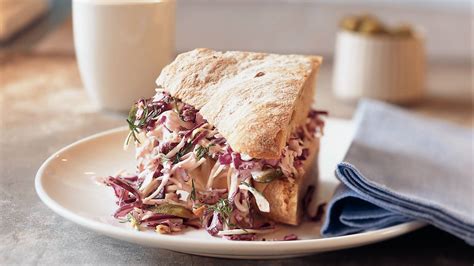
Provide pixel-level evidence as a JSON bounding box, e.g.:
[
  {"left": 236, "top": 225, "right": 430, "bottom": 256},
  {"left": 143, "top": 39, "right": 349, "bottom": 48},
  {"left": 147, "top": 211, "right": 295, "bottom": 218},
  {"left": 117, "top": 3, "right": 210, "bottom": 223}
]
[{"left": 321, "top": 99, "right": 474, "bottom": 245}]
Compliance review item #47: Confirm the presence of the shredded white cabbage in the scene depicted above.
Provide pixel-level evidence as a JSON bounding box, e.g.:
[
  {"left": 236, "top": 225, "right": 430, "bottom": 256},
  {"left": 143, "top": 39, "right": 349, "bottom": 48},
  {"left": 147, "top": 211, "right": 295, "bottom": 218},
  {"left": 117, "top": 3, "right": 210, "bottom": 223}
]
[
  {"left": 238, "top": 183, "right": 270, "bottom": 213},
  {"left": 217, "top": 228, "right": 275, "bottom": 236}
]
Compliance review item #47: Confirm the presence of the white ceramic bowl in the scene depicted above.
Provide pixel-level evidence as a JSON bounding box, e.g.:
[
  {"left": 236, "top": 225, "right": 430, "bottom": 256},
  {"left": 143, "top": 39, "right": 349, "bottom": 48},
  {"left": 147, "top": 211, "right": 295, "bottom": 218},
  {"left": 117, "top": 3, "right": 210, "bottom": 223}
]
[{"left": 333, "top": 30, "right": 425, "bottom": 103}]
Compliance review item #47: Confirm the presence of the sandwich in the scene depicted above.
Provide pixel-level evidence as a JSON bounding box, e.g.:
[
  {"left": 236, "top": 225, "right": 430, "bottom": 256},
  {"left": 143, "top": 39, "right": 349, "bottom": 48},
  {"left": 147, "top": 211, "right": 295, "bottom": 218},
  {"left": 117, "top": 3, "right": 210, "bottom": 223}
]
[{"left": 106, "top": 48, "right": 325, "bottom": 240}]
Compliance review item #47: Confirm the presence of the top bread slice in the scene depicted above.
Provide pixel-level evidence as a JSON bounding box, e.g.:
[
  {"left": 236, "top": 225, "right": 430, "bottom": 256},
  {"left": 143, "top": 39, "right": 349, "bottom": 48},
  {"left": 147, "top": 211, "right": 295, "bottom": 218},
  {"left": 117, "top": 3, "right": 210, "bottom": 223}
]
[{"left": 156, "top": 48, "right": 322, "bottom": 159}]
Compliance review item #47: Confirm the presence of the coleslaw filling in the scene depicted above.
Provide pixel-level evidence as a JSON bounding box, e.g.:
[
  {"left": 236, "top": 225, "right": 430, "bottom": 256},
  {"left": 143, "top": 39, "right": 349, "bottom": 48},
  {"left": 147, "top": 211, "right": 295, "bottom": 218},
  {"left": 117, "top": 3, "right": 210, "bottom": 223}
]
[{"left": 106, "top": 89, "right": 326, "bottom": 240}]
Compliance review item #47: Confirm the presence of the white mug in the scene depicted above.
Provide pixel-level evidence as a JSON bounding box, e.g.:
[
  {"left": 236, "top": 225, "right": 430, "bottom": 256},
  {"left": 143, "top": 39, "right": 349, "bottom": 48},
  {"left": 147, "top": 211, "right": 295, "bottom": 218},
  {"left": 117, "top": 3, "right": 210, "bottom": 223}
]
[{"left": 73, "top": 0, "right": 175, "bottom": 112}]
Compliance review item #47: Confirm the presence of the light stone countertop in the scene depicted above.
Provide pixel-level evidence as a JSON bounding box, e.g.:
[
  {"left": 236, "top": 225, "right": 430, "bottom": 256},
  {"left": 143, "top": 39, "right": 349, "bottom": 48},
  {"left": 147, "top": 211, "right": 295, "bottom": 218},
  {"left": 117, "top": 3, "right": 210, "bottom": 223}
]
[{"left": 1, "top": 52, "right": 472, "bottom": 265}]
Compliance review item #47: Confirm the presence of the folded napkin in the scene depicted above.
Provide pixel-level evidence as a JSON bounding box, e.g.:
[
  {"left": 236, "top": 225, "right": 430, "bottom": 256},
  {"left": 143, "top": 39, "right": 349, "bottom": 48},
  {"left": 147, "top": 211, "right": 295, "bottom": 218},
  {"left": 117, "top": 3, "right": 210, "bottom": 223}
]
[{"left": 321, "top": 99, "right": 474, "bottom": 245}]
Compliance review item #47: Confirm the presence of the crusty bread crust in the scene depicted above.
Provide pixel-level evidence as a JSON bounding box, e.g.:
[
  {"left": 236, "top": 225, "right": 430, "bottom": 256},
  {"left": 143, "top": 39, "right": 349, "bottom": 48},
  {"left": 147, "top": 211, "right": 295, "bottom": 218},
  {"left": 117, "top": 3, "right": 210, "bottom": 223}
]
[{"left": 156, "top": 48, "right": 322, "bottom": 159}]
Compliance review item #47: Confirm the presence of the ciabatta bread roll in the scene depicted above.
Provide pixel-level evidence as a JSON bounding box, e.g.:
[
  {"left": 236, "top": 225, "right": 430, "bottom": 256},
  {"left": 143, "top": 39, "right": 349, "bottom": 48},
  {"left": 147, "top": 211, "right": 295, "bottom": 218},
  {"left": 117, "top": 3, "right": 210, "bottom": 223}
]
[{"left": 109, "top": 49, "right": 325, "bottom": 239}]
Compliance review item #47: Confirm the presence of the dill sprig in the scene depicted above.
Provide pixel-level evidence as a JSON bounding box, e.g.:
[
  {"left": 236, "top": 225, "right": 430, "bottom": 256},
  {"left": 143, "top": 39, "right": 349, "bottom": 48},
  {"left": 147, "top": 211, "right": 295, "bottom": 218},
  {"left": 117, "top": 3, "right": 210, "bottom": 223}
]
[
  {"left": 174, "top": 142, "right": 193, "bottom": 164},
  {"left": 125, "top": 100, "right": 164, "bottom": 145},
  {"left": 125, "top": 104, "right": 143, "bottom": 145},
  {"left": 208, "top": 198, "right": 234, "bottom": 228},
  {"left": 190, "top": 179, "right": 197, "bottom": 201},
  {"left": 195, "top": 146, "right": 209, "bottom": 160},
  {"left": 195, "top": 144, "right": 215, "bottom": 160}
]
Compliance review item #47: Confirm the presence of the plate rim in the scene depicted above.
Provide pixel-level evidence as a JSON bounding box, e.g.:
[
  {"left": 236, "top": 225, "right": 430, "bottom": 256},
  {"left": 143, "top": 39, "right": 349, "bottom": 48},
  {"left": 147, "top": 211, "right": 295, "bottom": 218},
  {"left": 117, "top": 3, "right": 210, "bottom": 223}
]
[{"left": 35, "top": 122, "right": 426, "bottom": 255}]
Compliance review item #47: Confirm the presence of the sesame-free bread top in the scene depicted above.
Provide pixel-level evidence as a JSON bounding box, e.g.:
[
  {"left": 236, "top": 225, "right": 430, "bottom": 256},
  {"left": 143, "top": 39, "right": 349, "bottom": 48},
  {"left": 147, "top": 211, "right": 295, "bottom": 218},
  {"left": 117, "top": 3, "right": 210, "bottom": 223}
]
[{"left": 156, "top": 48, "right": 322, "bottom": 159}]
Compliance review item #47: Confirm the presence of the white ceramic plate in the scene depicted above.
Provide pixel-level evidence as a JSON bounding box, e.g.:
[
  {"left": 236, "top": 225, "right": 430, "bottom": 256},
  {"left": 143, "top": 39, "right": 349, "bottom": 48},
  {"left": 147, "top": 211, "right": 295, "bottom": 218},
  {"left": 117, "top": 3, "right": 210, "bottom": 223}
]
[{"left": 35, "top": 118, "right": 424, "bottom": 259}]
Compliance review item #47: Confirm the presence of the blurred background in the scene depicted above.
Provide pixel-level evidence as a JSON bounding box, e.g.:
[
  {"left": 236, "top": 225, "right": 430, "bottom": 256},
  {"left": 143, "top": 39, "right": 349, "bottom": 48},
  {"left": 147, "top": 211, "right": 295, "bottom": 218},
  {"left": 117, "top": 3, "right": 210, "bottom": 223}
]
[
  {"left": 1, "top": 0, "right": 472, "bottom": 61},
  {"left": 0, "top": 0, "right": 472, "bottom": 123}
]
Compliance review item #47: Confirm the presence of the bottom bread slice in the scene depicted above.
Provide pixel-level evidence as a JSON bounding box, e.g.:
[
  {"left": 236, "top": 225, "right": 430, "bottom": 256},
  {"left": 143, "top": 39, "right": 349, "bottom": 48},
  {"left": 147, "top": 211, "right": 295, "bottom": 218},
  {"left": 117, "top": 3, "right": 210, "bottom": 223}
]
[
  {"left": 254, "top": 137, "right": 319, "bottom": 225},
  {"left": 186, "top": 137, "right": 320, "bottom": 226}
]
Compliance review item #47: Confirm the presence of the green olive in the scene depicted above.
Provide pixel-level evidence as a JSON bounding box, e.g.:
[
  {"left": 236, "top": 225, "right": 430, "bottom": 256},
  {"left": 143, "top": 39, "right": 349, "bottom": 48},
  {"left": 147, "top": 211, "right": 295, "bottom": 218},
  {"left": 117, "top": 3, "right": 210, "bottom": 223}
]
[
  {"left": 340, "top": 14, "right": 414, "bottom": 38},
  {"left": 251, "top": 169, "right": 283, "bottom": 183},
  {"left": 340, "top": 16, "right": 361, "bottom": 31},
  {"left": 391, "top": 25, "right": 413, "bottom": 38},
  {"left": 358, "top": 18, "right": 386, "bottom": 35},
  {"left": 151, "top": 204, "right": 194, "bottom": 219}
]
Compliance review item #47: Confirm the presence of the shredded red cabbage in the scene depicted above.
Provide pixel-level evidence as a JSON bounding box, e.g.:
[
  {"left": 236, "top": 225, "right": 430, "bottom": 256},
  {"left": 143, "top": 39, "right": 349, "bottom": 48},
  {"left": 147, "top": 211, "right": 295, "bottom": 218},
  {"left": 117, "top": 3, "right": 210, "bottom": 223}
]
[
  {"left": 283, "top": 234, "right": 298, "bottom": 241},
  {"left": 114, "top": 204, "right": 135, "bottom": 218},
  {"left": 223, "top": 234, "right": 257, "bottom": 241},
  {"left": 310, "top": 203, "right": 327, "bottom": 222}
]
